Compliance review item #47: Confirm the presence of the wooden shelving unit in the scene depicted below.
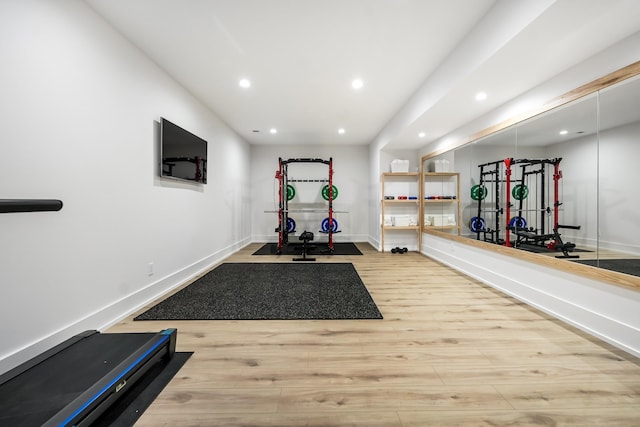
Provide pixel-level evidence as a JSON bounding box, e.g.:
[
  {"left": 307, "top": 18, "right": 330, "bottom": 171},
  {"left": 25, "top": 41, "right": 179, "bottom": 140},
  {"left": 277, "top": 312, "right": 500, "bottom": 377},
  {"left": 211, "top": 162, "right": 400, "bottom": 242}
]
[
  {"left": 421, "top": 172, "right": 461, "bottom": 235},
  {"left": 380, "top": 172, "right": 420, "bottom": 252}
]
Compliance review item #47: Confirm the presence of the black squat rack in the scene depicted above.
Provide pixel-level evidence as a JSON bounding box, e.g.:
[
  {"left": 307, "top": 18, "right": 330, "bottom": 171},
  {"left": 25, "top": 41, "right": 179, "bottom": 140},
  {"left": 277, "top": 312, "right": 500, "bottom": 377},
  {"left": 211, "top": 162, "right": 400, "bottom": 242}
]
[{"left": 274, "top": 157, "right": 337, "bottom": 255}]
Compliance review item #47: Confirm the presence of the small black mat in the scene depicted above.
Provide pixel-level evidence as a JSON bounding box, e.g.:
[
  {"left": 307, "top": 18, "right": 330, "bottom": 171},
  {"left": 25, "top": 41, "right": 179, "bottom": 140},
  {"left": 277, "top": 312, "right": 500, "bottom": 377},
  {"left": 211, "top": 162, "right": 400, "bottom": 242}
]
[
  {"left": 134, "top": 263, "right": 382, "bottom": 320},
  {"left": 252, "top": 242, "right": 363, "bottom": 256},
  {"left": 94, "top": 352, "right": 192, "bottom": 426},
  {"left": 572, "top": 259, "right": 640, "bottom": 278}
]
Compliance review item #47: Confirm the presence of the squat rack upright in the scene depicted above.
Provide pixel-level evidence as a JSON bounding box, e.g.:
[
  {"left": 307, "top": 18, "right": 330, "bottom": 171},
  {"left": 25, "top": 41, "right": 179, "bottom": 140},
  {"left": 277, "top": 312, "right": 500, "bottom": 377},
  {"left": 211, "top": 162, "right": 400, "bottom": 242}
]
[
  {"left": 275, "top": 157, "right": 336, "bottom": 254},
  {"left": 474, "top": 160, "right": 506, "bottom": 244},
  {"left": 507, "top": 157, "right": 580, "bottom": 257}
]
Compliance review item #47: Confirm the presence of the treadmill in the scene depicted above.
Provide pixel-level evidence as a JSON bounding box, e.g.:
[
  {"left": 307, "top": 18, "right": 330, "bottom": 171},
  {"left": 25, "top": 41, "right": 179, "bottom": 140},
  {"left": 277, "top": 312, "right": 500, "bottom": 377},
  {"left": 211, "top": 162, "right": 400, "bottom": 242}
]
[{"left": 0, "top": 328, "right": 177, "bottom": 426}]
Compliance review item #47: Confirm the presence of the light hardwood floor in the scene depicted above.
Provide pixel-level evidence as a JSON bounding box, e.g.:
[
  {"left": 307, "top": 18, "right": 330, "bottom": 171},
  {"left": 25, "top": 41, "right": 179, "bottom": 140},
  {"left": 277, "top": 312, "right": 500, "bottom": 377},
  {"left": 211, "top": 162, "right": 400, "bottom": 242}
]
[{"left": 108, "top": 243, "right": 640, "bottom": 426}]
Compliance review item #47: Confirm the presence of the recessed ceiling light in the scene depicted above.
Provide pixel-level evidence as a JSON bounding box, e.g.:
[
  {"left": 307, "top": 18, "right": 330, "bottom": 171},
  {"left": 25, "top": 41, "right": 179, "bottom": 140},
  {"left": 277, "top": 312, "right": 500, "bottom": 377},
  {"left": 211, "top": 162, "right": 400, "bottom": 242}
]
[
  {"left": 351, "top": 79, "right": 363, "bottom": 90},
  {"left": 270, "top": 128, "right": 277, "bottom": 134},
  {"left": 239, "top": 78, "right": 251, "bottom": 88},
  {"left": 338, "top": 128, "right": 345, "bottom": 134},
  {"left": 559, "top": 130, "right": 568, "bottom": 135},
  {"left": 418, "top": 132, "right": 426, "bottom": 138},
  {"left": 475, "top": 92, "right": 487, "bottom": 101}
]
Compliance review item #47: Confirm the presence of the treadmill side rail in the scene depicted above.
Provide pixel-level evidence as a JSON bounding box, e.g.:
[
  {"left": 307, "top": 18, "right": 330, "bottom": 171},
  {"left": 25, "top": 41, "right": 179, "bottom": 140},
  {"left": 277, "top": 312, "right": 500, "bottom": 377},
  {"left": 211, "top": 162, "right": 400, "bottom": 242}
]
[{"left": 0, "top": 329, "right": 177, "bottom": 427}]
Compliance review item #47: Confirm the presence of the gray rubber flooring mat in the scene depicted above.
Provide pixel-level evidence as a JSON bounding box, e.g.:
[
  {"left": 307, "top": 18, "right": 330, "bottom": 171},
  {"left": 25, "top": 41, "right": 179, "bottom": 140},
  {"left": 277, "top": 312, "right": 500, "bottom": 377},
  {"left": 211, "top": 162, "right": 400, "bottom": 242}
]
[{"left": 134, "top": 262, "right": 382, "bottom": 320}]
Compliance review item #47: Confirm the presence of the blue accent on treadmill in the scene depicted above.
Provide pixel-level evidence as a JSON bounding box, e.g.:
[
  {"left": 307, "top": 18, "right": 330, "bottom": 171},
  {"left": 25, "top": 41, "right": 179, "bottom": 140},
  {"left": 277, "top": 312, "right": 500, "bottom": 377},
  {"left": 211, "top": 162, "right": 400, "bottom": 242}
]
[{"left": 58, "top": 334, "right": 170, "bottom": 427}]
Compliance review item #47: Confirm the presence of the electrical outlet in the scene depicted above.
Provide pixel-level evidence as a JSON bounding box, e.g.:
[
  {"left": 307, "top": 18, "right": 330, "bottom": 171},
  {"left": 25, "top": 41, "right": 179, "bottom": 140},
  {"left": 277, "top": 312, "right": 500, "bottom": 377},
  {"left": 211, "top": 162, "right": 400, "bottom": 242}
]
[{"left": 148, "top": 262, "right": 154, "bottom": 276}]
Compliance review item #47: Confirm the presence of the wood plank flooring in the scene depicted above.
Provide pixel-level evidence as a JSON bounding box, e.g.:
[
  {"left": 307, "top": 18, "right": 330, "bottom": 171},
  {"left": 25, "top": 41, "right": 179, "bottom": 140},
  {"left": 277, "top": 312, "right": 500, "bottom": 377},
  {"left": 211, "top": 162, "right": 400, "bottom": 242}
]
[{"left": 107, "top": 243, "right": 640, "bottom": 426}]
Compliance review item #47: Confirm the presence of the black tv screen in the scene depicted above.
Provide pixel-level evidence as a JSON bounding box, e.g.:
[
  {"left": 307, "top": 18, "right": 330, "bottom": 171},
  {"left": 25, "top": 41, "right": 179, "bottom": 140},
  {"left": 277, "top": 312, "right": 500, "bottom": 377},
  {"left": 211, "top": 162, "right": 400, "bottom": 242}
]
[{"left": 160, "top": 117, "right": 207, "bottom": 183}]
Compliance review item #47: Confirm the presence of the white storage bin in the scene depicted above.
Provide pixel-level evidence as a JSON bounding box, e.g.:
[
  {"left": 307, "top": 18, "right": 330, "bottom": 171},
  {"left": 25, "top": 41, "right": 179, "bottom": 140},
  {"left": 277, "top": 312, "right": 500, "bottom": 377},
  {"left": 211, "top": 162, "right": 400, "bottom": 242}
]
[{"left": 390, "top": 159, "right": 410, "bottom": 173}]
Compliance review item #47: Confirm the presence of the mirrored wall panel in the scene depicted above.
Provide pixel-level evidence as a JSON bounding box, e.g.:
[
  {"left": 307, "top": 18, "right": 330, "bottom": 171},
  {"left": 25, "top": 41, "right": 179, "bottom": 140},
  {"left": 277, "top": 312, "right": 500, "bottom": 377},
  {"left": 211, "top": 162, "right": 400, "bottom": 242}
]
[
  {"left": 422, "top": 71, "right": 640, "bottom": 278},
  {"left": 595, "top": 75, "right": 640, "bottom": 270}
]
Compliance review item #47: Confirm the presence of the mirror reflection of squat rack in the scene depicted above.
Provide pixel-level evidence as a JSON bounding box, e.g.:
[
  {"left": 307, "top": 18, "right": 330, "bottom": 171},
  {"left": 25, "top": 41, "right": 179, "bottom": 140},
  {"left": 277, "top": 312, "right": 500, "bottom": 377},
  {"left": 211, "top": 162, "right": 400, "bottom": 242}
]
[{"left": 470, "top": 157, "right": 580, "bottom": 258}]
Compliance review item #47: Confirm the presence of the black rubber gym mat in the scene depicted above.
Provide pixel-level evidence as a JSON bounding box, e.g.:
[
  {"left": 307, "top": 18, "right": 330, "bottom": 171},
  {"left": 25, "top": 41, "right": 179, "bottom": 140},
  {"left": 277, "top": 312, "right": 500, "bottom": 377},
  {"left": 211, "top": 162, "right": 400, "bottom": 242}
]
[
  {"left": 252, "top": 241, "right": 363, "bottom": 255},
  {"left": 134, "top": 262, "right": 382, "bottom": 320},
  {"left": 572, "top": 258, "right": 640, "bottom": 278}
]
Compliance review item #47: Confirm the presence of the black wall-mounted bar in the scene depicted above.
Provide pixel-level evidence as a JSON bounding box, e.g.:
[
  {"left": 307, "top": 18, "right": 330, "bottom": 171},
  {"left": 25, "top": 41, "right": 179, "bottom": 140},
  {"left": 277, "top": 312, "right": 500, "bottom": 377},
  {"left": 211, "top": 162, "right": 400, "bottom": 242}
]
[{"left": 0, "top": 199, "right": 63, "bottom": 213}]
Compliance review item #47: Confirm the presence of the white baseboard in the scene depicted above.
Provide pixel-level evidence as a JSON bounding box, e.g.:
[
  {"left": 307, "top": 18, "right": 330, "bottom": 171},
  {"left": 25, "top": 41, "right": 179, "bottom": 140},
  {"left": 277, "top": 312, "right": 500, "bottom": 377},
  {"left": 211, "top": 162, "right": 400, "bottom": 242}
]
[
  {"left": 368, "top": 236, "right": 381, "bottom": 251},
  {"left": 98, "top": 237, "right": 252, "bottom": 332},
  {"left": 598, "top": 239, "right": 640, "bottom": 257}
]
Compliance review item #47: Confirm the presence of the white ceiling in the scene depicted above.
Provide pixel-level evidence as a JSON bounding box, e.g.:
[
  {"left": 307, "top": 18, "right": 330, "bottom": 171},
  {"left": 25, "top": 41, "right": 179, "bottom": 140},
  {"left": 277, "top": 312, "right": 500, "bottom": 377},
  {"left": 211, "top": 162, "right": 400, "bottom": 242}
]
[{"left": 85, "top": 0, "right": 640, "bottom": 149}]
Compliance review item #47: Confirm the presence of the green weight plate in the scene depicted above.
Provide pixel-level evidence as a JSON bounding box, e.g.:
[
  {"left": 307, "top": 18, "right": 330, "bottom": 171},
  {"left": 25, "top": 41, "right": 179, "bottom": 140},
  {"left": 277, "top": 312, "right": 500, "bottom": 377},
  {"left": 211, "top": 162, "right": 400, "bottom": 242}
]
[
  {"left": 512, "top": 184, "right": 529, "bottom": 200},
  {"left": 471, "top": 184, "right": 488, "bottom": 201},
  {"left": 321, "top": 184, "right": 339, "bottom": 201},
  {"left": 287, "top": 184, "right": 295, "bottom": 201}
]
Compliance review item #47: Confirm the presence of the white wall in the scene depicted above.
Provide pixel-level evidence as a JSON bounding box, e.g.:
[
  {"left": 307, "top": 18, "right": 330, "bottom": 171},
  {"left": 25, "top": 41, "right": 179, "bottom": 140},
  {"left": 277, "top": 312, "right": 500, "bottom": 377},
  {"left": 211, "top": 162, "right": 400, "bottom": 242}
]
[
  {"left": 545, "top": 134, "right": 599, "bottom": 248},
  {"left": 379, "top": 149, "right": 419, "bottom": 174},
  {"left": 597, "top": 120, "right": 640, "bottom": 255},
  {"left": 251, "top": 144, "right": 369, "bottom": 243},
  {"left": 0, "top": 0, "right": 251, "bottom": 373},
  {"left": 368, "top": 143, "right": 382, "bottom": 248}
]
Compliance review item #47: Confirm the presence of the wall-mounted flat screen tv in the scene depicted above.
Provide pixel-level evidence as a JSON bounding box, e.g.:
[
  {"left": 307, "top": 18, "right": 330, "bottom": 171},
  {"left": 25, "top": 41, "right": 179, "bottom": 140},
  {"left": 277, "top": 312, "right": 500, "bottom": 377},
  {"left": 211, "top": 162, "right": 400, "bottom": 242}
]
[{"left": 160, "top": 117, "right": 207, "bottom": 184}]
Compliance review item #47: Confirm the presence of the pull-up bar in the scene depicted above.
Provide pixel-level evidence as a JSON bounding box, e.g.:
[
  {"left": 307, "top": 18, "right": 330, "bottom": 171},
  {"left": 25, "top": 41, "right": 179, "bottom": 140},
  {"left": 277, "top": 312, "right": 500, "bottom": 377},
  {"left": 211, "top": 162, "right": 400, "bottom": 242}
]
[{"left": 281, "top": 158, "right": 331, "bottom": 165}]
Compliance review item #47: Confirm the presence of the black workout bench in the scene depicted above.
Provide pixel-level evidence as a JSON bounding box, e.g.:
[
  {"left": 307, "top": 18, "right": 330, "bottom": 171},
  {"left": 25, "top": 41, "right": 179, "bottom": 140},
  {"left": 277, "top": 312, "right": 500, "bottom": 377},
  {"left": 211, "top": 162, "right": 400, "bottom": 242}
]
[
  {"left": 513, "top": 224, "right": 580, "bottom": 259},
  {"left": 293, "top": 230, "right": 316, "bottom": 261}
]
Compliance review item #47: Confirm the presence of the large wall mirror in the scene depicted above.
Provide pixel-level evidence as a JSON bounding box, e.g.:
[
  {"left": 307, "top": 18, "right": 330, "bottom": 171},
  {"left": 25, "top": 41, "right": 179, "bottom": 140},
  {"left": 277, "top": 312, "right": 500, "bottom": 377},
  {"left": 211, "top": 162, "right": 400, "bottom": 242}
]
[{"left": 422, "top": 65, "right": 640, "bottom": 284}]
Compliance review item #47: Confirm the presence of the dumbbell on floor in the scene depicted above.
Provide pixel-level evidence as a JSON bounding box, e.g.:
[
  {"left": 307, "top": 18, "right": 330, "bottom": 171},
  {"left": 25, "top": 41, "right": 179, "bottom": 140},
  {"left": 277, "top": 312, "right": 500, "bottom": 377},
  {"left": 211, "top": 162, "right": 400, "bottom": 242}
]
[{"left": 390, "top": 247, "right": 408, "bottom": 254}]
